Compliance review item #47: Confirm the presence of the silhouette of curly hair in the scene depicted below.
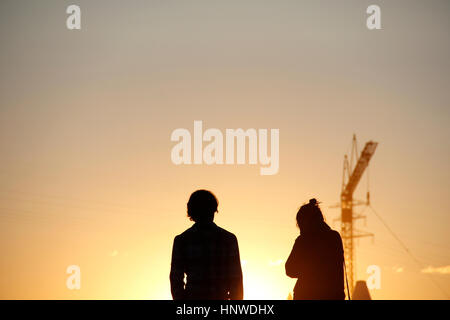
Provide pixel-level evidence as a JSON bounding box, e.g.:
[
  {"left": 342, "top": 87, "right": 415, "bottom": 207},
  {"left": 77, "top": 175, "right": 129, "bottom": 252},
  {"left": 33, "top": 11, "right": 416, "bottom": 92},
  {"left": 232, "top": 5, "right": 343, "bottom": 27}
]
[
  {"left": 296, "top": 198, "right": 325, "bottom": 233},
  {"left": 187, "top": 190, "right": 218, "bottom": 222}
]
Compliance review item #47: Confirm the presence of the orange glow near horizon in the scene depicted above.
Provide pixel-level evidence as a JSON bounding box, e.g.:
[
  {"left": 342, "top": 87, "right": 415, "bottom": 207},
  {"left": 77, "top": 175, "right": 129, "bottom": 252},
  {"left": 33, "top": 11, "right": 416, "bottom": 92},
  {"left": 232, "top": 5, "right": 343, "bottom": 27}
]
[{"left": 1, "top": 1, "right": 449, "bottom": 300}]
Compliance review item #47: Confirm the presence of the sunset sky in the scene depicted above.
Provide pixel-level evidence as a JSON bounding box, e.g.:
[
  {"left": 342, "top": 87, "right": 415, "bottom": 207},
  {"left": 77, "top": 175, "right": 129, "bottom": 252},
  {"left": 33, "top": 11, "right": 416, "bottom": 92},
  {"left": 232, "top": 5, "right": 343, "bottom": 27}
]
[{"left": 0, "top": 0, "right": 449, "bottom": 299}]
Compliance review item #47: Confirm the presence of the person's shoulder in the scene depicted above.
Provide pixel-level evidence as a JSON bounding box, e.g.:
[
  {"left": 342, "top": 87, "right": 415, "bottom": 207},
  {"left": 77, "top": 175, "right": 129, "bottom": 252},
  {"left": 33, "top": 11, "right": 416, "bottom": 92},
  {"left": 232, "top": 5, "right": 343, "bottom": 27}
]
[
  {"left": 329, "top": 229, "right": 343, "bottom": 241},
  {"left": 174, "top": 225, "right": 196, "bottom": 241},
  {"left": 214, "top": 225, "right": 238, "bottom": 241},
  {"left": 294, "top": 235, "right": 303, "bottom": 246}
]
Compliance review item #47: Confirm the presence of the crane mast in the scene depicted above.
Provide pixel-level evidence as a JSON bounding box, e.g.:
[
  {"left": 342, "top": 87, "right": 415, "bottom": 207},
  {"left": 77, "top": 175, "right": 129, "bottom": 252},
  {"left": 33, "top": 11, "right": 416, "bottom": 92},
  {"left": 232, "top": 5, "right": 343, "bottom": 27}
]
[{"left": 341, "top": 135, "right": 378, "bottom": 294}]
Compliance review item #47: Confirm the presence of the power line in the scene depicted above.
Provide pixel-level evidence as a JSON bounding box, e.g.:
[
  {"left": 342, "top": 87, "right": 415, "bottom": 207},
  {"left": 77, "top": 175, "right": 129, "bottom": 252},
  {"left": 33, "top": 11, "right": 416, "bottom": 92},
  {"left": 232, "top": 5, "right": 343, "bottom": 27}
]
[{"left": 368, "top": 205, "right": 450, "bottom": 299}]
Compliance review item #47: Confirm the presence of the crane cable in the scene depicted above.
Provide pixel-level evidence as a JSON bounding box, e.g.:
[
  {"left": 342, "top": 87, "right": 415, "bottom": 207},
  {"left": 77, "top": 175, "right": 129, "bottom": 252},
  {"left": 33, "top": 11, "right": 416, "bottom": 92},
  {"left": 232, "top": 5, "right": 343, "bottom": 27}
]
[
  {"left": 367, "top": 205, "right": 450, "bottom": 299},
  {"left": 365, "top": 163, "right": 448, "bottom": 299},
  {"left": 344, "top": 260, "right": 351, "bottom": 300}
]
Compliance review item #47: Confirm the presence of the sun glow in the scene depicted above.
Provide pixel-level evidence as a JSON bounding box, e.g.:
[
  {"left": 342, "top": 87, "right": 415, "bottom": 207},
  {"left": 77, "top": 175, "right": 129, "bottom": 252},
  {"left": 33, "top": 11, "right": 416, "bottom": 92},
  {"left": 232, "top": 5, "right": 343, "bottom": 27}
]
[{"left": 242, "top": 263, "right": 293, "bottom": 300}]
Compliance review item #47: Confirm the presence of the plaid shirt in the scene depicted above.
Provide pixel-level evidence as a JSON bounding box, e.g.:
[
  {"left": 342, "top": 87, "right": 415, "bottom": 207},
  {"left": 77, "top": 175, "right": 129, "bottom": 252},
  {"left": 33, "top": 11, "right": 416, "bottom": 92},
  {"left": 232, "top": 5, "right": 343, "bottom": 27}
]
[{"left": 170, "top": 222, "right": 243, "bottom": 300}]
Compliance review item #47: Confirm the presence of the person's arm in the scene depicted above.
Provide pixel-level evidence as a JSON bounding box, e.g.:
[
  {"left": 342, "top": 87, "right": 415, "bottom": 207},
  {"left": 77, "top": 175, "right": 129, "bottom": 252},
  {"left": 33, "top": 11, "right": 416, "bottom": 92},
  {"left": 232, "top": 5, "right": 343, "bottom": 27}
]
[
  {"left": 332, "top": 231, "right": 344, "bottom": 263},
  {"left": 285, "top": 238, "right": 303, "bottom": 278},
  {"left": 332, "top": 231, "right": 346, "bottom": 298},
  {"left": 228, "top": 235, "right": 243, "bottom": 300},
  {"left": 169, "top": 236, "right": 185, "bottom": 300}
]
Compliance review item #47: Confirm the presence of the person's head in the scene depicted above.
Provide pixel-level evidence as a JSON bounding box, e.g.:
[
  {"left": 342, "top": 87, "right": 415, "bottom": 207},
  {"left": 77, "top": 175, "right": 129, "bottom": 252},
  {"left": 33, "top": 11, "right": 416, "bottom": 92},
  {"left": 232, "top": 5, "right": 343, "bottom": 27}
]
[
  {"left": 187, "top": 190, "right": 218, "bottom": 223},
  {"left": 296, "top": 198, "right": 325, "bottom": 234}
]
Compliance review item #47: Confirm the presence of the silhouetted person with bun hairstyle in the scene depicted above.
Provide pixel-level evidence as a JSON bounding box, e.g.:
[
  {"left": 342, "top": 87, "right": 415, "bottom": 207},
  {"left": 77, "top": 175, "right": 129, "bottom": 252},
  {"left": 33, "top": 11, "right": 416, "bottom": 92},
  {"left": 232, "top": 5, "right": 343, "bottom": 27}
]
[
  {"left": 285, "top": 199, "right": 345, "bottom": 300},
  {"left": 170, "top": 190, "right": 243, "bottom": 300}
]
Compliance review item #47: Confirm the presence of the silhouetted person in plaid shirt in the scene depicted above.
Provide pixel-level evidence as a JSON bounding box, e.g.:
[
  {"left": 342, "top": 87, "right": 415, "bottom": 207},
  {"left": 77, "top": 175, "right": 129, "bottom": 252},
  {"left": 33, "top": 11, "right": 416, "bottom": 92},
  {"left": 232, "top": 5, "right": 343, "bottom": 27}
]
[{"left": 170, "top": 190, "right": 243, "bottom": 300}]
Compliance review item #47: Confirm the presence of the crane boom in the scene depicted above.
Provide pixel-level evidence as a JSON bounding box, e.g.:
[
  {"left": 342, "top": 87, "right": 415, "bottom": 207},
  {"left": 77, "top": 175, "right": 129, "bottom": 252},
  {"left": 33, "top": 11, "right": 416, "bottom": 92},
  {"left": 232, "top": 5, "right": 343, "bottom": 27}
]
[{"left": 342, "top": 141, "right": 378, "bottom": 198}]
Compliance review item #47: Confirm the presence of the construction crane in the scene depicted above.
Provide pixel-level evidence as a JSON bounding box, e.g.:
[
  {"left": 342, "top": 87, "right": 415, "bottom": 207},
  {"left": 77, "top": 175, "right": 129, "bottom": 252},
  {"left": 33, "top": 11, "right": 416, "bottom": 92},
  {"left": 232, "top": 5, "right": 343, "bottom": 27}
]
[{"left": 340, "top": 135, "right": 378, "bottom": 295}]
